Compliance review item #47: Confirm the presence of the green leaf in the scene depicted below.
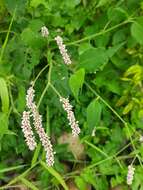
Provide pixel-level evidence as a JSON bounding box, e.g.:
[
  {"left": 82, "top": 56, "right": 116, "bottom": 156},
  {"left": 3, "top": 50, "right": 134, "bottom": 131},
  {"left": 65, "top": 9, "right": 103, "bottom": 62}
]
[
  {"left": 40, "top": 161, "right": 69, "bottom": 190},
  {"left": 0, "top": 77, "right": 9, "bottom": 113},
  {"left": 0, "top": 112, "right": 8, "bottom": 139},
  {"left": 107, "top": 42, "right": 125, "bottom": 58},
  {"left": 131, "top": 17, "right": 143, "bottom": 45},
  {"left": 5, "top": 0, "right": 27, "bottom": 16},
  {"left": 96, "top": 0, "right": 111, "bottom": 7},
  {"left": 16, "top": 86, "right": 26, "bottom": 112},
  {"left": 79, "top": 48, "right": 108, "bottom": 73},
  {"left": 21, "top": 28, "right": 45, "bottom": 49},
  {"left": 81, "top": 169, "right": 97, "bottom": 188},
  {"left": 87, "top": 99, "right": 102, "bottom": 133},
  {"left": 30, "top": 0, "right": 47, "bottom": 9},
  {"left": 122, "top": 102, "right": 133, "bottom": 115},
  {"left": 0, "top": 164, "right": 26, "bottom": 173},
  {"left": 20, "top": 177, "right": 39, "bottom": 190},
  {"left": 75, "top": 176, "right": 87, "bottom": 190},
  {"left": 69, "top": 68, "right": 85, "bottom": 100}
]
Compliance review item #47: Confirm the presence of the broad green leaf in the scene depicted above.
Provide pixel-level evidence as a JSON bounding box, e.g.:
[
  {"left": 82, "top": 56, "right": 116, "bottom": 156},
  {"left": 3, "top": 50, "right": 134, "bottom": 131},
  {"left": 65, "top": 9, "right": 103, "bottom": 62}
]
[
  {"left": 69, "top": 68, "right": 85, "bottom": 100},
  {"left": 40, "top": 161, "right": 69, "bottom": 190},
  {"left": 78, "top": 42, "right": 92, "bottom": 55},
  {"left": 30, "top": 0, "right": 47, "bottom": 8},
  {"left": 79, "top": 48, "right": 108, "bottom": 73},
  {"left": 21, "top": 28, "right": 45, "bottom": 49},
  {"left": 107, "top": 42, "right": 125, "bottom": 58},
  {"left": 81, "top": 169, "right": 97, "bottom": 188},
  {"left": 131, "top": 17, "right": 143, "bottom": 45},
  {"left": 75, "top": 176, "right": 87, "bottom": 190},
  {"left": 97, "top": 0, "right": 111, "bottom": 7},
  {"left": 87, "top": 99, "right": 102, "bottom": 133},
  {"left": 0, "top": 77, "right": 9, "bottom": 113},
  {"left": 107, "top": 7, "right": 128, "bottom": 23},
  {"left": 4, "top": 0, "right": 27, "bottom": 15}
]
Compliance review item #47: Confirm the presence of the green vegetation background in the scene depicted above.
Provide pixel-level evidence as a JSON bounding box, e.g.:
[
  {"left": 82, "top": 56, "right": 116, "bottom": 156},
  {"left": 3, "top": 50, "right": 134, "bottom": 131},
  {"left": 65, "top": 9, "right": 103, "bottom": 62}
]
[{"left": 0, "top": 0, "right": 143, "bottom": 189}]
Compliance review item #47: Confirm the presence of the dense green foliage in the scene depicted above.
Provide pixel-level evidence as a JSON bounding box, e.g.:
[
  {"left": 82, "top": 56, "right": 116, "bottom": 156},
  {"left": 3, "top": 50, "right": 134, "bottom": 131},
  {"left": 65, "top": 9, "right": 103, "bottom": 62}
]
[{"left": 1, "top": 0, "right": 143, "bottom": 189}]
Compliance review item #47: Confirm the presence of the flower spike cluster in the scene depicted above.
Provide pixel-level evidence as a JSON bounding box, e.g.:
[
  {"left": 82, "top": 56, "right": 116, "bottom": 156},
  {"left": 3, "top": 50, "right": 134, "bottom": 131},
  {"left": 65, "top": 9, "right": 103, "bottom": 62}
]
[
  {"left": 21, "top": 85, "right": 54, "bottom": 166},
  {"left": 60, "top": 97, "right": 80, "bottom": 136},
  {"left": 21, "top": 111, "right": 37, "bottom": 150},
  {"left": 127, "top": 165, "right": 135, "bottom": 185},
  {"left": 55, "top": 36, "right": 72, "bottom": 65}
]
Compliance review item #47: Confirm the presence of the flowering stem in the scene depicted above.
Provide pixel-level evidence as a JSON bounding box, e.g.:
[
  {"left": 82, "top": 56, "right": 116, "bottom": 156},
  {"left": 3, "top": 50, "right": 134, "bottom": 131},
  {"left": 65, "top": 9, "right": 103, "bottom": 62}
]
[
  {"left": 50, "top": 84, "right": 61, "bottom": 97},
  {"left": 66, "top": 18, "right": 133, "bottom": 46},
  {"left": 0, "top": 7, "right": 16, "bottom": 64},
  {"left": 32, "top": 64, "right": 49, "bottom": 86},
  {"left": 37, "top": 83, "right": 50, "bottom": 108}
]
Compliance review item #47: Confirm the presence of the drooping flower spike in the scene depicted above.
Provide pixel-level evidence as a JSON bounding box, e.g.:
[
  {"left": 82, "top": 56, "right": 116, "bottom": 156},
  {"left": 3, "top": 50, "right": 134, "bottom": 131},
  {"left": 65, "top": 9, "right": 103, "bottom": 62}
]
[
  {"left": 23, "top": 85, "right": 55, "bottom": 166},
  {"left": 31, "top": 103, "right": 54, "bottom": 166},
  {"left": 127, "top": 165, "right": 135, "bottom": 185},
  {"left": 21, "top": 111, "right": 37, "bottom": 151},
  {"left": 55, "top": 36, "right": 72, "bottom": 65},
  {"left": 60, "top": 96, "right": 80, "bottom": 136},
  {"left": 41, "top": 26, "right": 49, "bottom": 38}
]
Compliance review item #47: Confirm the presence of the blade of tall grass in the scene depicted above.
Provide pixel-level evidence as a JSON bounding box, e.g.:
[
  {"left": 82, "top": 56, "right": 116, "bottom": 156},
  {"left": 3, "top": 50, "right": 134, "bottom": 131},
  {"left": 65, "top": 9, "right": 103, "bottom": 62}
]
[
  {"left": 0, "top": 164, "right": 27, "bottom": 173},
  {"left": 20, "top": 177, "right": 39, "bottom": 190},
  {"left": 40, "top": 161, "right": 69, "bottom": 190}
]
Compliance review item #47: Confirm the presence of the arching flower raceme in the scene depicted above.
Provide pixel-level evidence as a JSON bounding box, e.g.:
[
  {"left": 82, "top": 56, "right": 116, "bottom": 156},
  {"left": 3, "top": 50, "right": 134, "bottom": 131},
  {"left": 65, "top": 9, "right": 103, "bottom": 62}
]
[
  {"left": 127, "top": 165, "right": 135, "bottom": 185},
  {"left": 31, "top": 103, "right": 54, "bottom": 166},
  {"left": 25, "top": 85, "right": 54, "bottom": 166},
  {"left": 26, "top": 86, "right": 35, "bottom": 110},
  {"left": 55, "top": 36, "right": 72, "bottom": 65},
  {"left": 60, "top": 97, "right": 80, "bottom": 136},
  {"left": 21, "top": 111, "right": 37, "bottom": 151},
  {"left": 41, "top": 26, "right": 49, "bottom": 38}
]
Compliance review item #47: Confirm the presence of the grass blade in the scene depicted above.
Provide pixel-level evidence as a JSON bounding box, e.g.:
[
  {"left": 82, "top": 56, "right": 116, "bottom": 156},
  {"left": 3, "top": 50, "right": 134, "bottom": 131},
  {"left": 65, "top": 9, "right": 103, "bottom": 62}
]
[
  {"left": 20, "top": 177, "right": 39, "bottom": 190},
  {"left": 0, "top": 77, "right": 9, "bottom": 113},
  {"left": 40, "top": 161, "right": 69, "bottom": 190},
  {"left": 0, "top": 164, "right": 27, "bottom": 173}
]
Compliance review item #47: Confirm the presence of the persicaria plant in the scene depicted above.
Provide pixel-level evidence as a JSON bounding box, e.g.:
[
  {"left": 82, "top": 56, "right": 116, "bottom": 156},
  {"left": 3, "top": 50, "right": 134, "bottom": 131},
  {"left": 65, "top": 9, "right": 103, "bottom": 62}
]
[{"left": 21, "top": 26, "right": 80, "bottom": 166}]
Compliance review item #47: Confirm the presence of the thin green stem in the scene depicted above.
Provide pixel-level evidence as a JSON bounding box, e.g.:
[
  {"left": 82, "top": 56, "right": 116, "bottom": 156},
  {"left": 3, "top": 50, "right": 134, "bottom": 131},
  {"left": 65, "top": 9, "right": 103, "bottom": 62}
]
[
  {"left": 0, "top": 8, "right": 16, "bottom": 64},
  {"left": 32, "top": 62, "right": 53, "bottom": 166},
  {"left": 84, "top": 140, "right": 123, "bottom": 168},
  {"left": 37, "top": 83, "right": 50, "bottom": 108},
  {"left": 0, "top": 164, "right": 27, "bottom": 173},
  {"left": 37, "top": 62, "right": 53, "bottom": 107},
  {"left": 50, "top": 84, "right": 61, "bottom": 97},
  {"left": 33, "top": 64, "right": 49, "bottom": 86},
  {"left": 0, "top": 162, "right": 39, "bottom": 190},
  {"left": 0, "top": 30, "right": 17, "bottom": 35},
  {"left": 85, "top": 82, "right": 137, "bottom": 153},
  {"left": 85, "top": 82, "right": 126, "bottom": 125},
  {"left": 84, "top": 140, "right": 108, "bottom": 158},
  {"left": 66, "top": 19, "right": 133, "bottom": 46}
]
